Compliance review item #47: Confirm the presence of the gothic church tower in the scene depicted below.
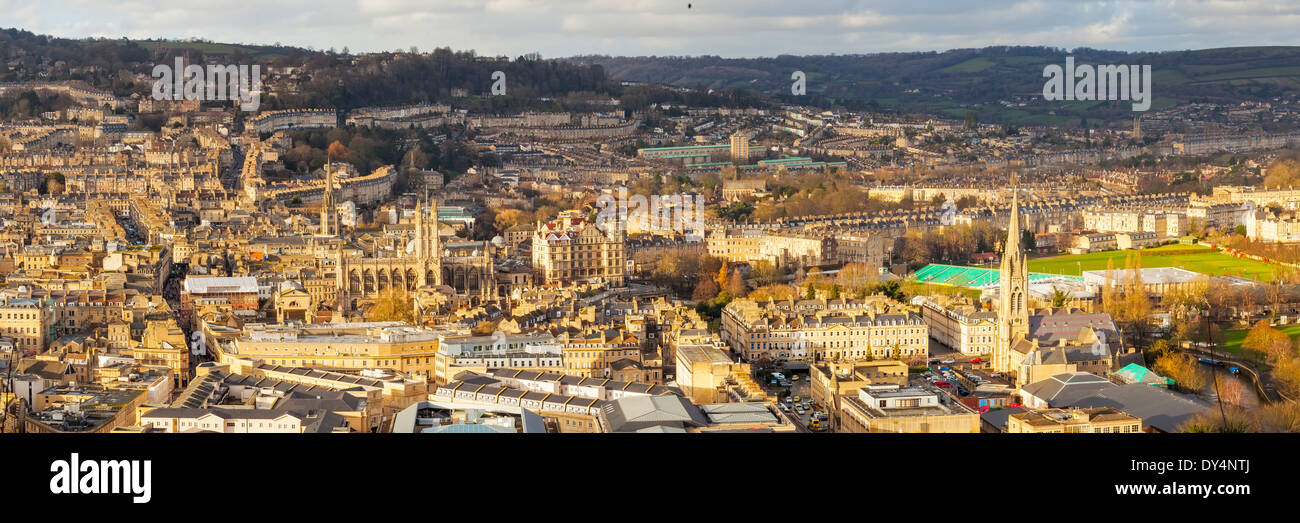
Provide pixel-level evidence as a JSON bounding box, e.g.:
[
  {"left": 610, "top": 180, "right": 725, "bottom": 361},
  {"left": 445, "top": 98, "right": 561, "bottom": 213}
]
[{"left": 995, "top": 184, "right": 1030, "bottom": 374}]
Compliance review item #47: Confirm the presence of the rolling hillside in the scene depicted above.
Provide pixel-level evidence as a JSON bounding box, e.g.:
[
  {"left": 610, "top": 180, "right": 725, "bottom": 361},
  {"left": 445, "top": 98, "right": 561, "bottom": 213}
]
[{"left": 568, "top": 46, "right": 1300, "bottom": 124}]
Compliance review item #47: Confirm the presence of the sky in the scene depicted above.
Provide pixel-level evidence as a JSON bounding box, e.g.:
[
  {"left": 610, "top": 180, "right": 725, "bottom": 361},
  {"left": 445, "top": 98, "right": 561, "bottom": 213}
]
[{"left": 4, "top": 0, "right": 1300, "bottom": 58}]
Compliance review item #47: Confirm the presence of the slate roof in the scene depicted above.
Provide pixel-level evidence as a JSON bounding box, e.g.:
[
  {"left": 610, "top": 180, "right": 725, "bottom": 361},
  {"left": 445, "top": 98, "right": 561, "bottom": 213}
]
[
  {"left": 1029, "top": 313, "right": 1119, "bottom": 347},
  {"left": 1070, "top": 384, "right": 1212, "bottom": 433},
  {"left": 698, "top": 403, "right": 779, "bottom": 425},
  {"left": 601, "top": 395, "right": 709, "bottom": 432},
  {"left": 1020, "top": 372, "right": 1115, "bottom": 406},
  {"left": 979, "top": 407, "right": 1028, "bottom": 433}
]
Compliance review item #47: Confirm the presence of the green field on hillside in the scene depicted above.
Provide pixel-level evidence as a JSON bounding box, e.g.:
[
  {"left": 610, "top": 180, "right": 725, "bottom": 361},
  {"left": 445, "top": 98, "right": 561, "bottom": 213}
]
[
  {"left": 942, "top": 57, "right": 996, "bottom": 73},
  {"left": 1027, "top": 244, "right": 1281, "bottom": 281}
]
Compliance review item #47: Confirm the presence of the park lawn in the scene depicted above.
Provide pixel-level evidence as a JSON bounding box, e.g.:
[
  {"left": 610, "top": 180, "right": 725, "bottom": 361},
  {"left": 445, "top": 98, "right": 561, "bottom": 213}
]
[
  {"left": 1027, "top": 244, "right": 1281, "bottom": 282},
  {"left": 1218, "top": 322, "right": 1300, "bottom": 368}
]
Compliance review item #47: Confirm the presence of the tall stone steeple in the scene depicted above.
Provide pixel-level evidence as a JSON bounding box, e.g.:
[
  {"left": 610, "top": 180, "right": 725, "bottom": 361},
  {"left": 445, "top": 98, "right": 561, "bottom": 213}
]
[
  {"left": 414, "top": 195, "right": 441, "bottom": 287},
  {"left": 995, "top": 175, "right": 1030, "bottom": 375},
  {"left": 334, "top": 246, "right": 348, "bottom": 314},
  {"left": 320, "top": 162, "right": 339, "bottom": 236}
]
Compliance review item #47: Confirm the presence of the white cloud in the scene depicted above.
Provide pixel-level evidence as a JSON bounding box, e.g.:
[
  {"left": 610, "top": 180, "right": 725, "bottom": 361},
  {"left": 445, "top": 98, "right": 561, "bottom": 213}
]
[{"left": 6, "top": 0, "right": 1300, "bottom": 57}]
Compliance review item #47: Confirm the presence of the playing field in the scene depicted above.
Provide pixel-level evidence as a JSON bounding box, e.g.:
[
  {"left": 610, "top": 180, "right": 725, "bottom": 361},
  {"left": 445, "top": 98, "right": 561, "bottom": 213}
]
[
  {"left": 1219, "top": 323, "right": 1300, "bottom": 368},
  {"left": 1027, "top": 244, "right": 1282, "bottom": 282}
]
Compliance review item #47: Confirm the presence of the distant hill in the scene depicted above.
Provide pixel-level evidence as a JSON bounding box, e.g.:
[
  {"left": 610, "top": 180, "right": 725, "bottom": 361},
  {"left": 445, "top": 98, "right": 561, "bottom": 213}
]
[
  {"left": 129, "top": 39, "right": 296, "bottom": 60},
  {"left": 7, "top": 27, "right": 1296, "bottom": 123},
  {"left": 0, "top": 28, "right": 616, "bottom": 111},
  {"left": 1, "top": 27, "right": 782, "bottom": 113},
  {"left": 567, "top": 46, "right": 1300, "bottom": 125}
]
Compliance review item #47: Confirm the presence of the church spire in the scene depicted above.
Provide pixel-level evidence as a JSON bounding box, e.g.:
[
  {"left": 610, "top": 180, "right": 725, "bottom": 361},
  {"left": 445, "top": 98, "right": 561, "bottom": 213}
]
[
  {"left": 321, "top": 161, "right": 338, "bottom": 236},
  {"left": 1006, "top": 180, "right": 1021, "bottom": 257},
  {"left": 995, "top": 169, "right": 1030, "bottom": 377}
]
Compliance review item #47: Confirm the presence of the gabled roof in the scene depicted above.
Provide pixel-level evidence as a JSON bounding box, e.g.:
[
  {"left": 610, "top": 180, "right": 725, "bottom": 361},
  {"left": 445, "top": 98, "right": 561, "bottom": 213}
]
[
  {"left": 1020, "top": 372, "right": 1115, "bottom": 406},
  {"left": 1112, "top": 363, "right": 1170, "bottom": 385},
  {"left": 601, "top": 395, "right": 709, "bottom": 432}
]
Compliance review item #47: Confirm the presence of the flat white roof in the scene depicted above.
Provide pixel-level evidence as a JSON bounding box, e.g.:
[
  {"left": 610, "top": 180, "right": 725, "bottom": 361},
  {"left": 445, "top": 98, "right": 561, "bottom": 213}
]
[
  {"left": 1081, "top": 267, "right": 1202, "bottom": 285},
  {"left": 183, "top": 276, "right": 259, "bottom": 294}
]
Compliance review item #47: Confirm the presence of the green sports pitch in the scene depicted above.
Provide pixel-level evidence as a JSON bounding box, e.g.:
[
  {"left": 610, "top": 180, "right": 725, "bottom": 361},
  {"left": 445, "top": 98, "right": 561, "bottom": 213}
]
[{"left": 1026, "top": 244, "right": 1282, "bottom": 282}]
